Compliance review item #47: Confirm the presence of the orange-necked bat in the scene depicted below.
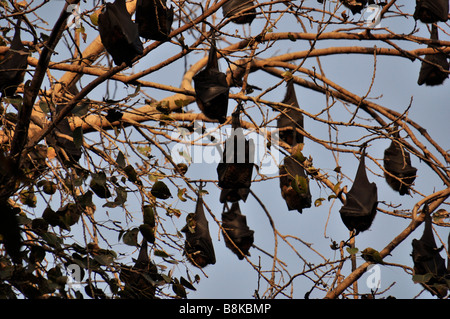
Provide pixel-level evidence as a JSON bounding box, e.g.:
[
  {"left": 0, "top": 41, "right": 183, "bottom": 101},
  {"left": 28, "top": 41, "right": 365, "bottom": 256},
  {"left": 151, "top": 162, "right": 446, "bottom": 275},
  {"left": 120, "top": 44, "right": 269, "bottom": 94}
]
[
  {"left": 193, "top": 36, "right": 229, "bottom": 124},
  {"left": 0, "top": 20, "right": 28, "bottom": 98},
  {"left": 417, "top": 25, "right": 449, "bottom": 86},
  {"left": 221, "top": 202, "right": 254, "bottom": 260},
  {"left": 279, "top": 155, "right": 312, "bottom": 213},
  {"left": 98, "top": 0, "right": 144, "bottom": 67},
  {"left": 217, "top": 105, "right": 255, "bottom": 202},
  {"left": 339, "top": 148, "right": 378, "bottom": 234},
  {"left": 383, "top": 128, "right": 417, "bottom": 196},
  {"left": 277, "top": 80, "right": 304, "bottom": 147},
  {"left": 339, "top": 0, "right": 367, "bottom": 14},
  {"left": 414, "top": 0, "right": 449, "bottom": 23},
  {"left": 222, "top": 0, "right": 257, "bottom": 24},
  {"left": 136, "top": 0, "right": 174, "bottom": 42},
  {"left": 181, "top": 186, "right": 216, "bottom": 268},
  {"left": 411, "top": 204, "right": 449, "bottom": 298},
  {"left": 119, "top": 240, "right": 159, "bottom": 299}
]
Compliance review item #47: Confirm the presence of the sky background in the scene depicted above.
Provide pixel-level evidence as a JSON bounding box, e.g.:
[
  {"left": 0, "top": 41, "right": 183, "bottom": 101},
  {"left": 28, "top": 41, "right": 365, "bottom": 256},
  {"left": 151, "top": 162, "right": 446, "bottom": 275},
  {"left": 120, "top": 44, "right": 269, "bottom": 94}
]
[{"left": 9, "top": 0, "right": 449, "bottom": 299}]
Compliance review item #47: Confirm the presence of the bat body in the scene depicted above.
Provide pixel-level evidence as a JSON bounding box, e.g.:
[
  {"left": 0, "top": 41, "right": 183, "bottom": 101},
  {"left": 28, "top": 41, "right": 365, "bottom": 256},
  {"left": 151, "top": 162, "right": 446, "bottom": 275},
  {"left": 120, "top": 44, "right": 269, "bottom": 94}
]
[
  {"left": 136, "top": 0, "right": 174, "bottom": 42},
  {"left": 277, "top": 80, "right": 304, "bottom": 147},
  {"left": 46, "top": 105, "right": 82, "bottom": 163},
  {"left": 217, "top": 107, "right": 255, "bottom": 202},
  {"left": 193, "top": 38, "right": 229, "bottom": 124},
  {"left": 222, "top": 0, "right": 257, "bottom": 25},
  {"left": 181, "top": 189, "right": 216, "bottom": 268},
  {"left": 417, "top": 25, "right": 449, "bottom": 86},
  {"left": 339, "top": 149, "right": 378, "bottom": 234},
  {"left": 0, "top": 21, "right": 28, "bottom": 98},
  {"left": 339, "top": 0, "right": 368, "bottom": 14},
  {"left": 120, "top": 240, "right": 159, "bottom": 299},
  {"left": 0, "top": 200, "right": 22, "bottom": 263},
  {"left": 279, "top": 155, "right": 312, "bottom": 213},
  {"left": 222, "top": 202, "right": 254, "bottom": 259},
  {"left": 98, "top": 0, "right": 144, "bottom": 67},
  {"left": 383, "top": 130, "right": 417, "bottom": 195},
  {"left": 414, "top": 0, "right": 449, "bottom": 23},
  {"left": 411, "top": 205, "right": 449, "bottom": 298}
]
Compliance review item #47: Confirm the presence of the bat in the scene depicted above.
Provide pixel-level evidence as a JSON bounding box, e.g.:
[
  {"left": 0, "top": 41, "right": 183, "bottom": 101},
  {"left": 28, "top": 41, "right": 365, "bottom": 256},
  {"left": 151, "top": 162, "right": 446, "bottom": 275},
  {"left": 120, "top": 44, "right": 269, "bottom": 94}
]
[
  {"left": 136, "top": 0, "right": 174, "bottom": 42},
  {"left": 0, "top": 20, "right": 29, "bottom": 98},
  {"left": 277, "top": 80, "right": 304, "bottom": 147},
  {"left": 279, "top": 155, "right": 312, "bottom": 213},
  {"left": 98, "top": 0, "right": 144, "bottom": 67},
  {"left": 221, "top": 202, "right": 254, "bottom": 260},
  {"left": 181, "top": 185, "right": 216, "bottom": 268},
  {"left": 414, "top": 0, "right": 449, "bottom": 23},
  {"left": 411, "top": 204, "right": 449, "bottom": 298},
  {"left": 193, "top": 35, "right": 229, "bottom": 124},
  {"left": 383, "top": 128, "right": 417, "bottom": 195},
  {"left": 417, "top": 25, "right": 449, "bottom": 86},
  {"left": 0, "top": 200, "right": 22, "bottom": 263},
  {"left": 222, "top": 0, "right": 257, "bottom": 25},
  {"left": 339, "top": 0, "right": 368, "bottom": 15},
  {"left": 217, "top": 105, "right": 255, "bottom": 202},
  {"left": 120, "top": 240, "right": 159, "bottom": 299},
  {"left": 45, "top": 105, "right": 82, "bottom": 163},
  {"left": 339, "top": 148, "right": 378, "bottom": 234}
]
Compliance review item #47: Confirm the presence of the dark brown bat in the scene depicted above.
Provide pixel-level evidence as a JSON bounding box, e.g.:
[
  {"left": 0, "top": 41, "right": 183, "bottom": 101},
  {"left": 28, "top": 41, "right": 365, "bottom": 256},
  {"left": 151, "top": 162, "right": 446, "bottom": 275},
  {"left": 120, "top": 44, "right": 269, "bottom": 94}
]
[
  {"left": 136, "top": 0, "right": 174, "bottom": 42},
  {"left": 221, "top": 202, "right": 254, "bottom": 260},
  {"left": 383, "top": 128, "right": 417, "bottom": 196},
  {"left": 0, "top": 200, "right": 22, "bottom": 263},
  {"left": 193, "top": 36, "right": 229, "bottom": 124},
  {"left": 222, "top": 0, "right": 257, "bottom": 25},
  {"left": 181, "top": 186, "right": 216, "bottom": 268},
  {"left": 339, "top": 0, "right": 367, "bottom": 14},
  {"left": 279, "top": 155, "right": 312, "bottom": 213},
  {"left": 339, "top": 148, "right": 378, "bottom": 234},
  {"left": 98, "top": 0, "right": 144, "bottom": 67},
  {"left": 417, "top": 25, "right": 449, "bottom": 86},
  {"left": 411, "top": 204, "right": 449, "bottom": 298},
  {"left": 277, "top": 80, "right": 304, "bottom": 147},
  {"left": 414, "top": 0, "right": 449, "bottom": 23},
  {"left": 0, "top": 20, "right": 29, "bottom": 98},
  {"left": 45, "top": 105, "right": 82, "bottom": 163},
  {"left": 119, "top": 240, "right": 159, "bottom": 299},
  {"left": 217, "top": 105, "right": 255, "bottom": 202}
]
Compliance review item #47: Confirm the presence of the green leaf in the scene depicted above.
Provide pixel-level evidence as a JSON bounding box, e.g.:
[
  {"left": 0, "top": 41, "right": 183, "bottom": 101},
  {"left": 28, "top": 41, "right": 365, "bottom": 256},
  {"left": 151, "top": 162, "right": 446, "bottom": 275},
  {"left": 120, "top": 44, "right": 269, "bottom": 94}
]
[
  {"left": 139, "top": 224, "right": 155, "bottom": 244},
  {"left": 123, "top": 228, "right": 139, "bottom": 246},
  {"left": 346, "top": 247, "right": 359, "bottom": 255},
  {"left": 412, "top": 273, "right": 433, "bottom": 284},
  {"left": 116, "top": 151, "right": 126, "bottom": 168},
  {"left": 314, "top": 198, "right": 325, "bottom": 207},
  {"left": 71, "top": 101, "right": 89, "bottom": 117},
  {"left": 89, "top": 12, "right": 99, "bottom": 26},
  {"left": 287, "top": 32, "right": 297, "bottom": 42},
  {"left": 154, "top": 249, "right": 170, "bottom": 258},
  {"left": 180, "top": 276, "right": 196, "bottom": 291},
  {"left": 39, "top": 101, "right": 50, "bottom": 113},
  {"left": 19, "top": 187, "right": 37, "bottom": 208},
  {"left": 177, "top": 188, "right": 187, "bottom": 202},
  {"left": 124, "top": 165, "right": 139, "bottom": 184},
  {"left": 333, "top": 182, "right": 341, "bottom": 193},
  {"left": 361, "top": 247, "right": 383, "bottom": 264},
  {"left": 151, "top": 181, "right": 172, "bottom": 199}
]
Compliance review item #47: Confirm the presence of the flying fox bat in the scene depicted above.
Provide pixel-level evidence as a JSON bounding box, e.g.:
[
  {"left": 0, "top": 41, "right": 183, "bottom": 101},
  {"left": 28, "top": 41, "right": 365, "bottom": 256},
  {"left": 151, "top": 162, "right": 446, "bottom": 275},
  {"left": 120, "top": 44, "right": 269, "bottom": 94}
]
[
  {"left": 383, "top": 128, "right": 417, "bottom": 196},
  {"left": 221, "top": 202, "right": 254, "bottom": 260},
  {"left": 181, "top": 187, "right": 216, "bottom": 268},
  {"left": 98, "top": 0, "right": 144, "bottom": 67},
  {"left": 339, "top": 0, "right": 368, "bottom": 14},
  {"left": 414, "top": 0, "right": 449, "bottom": 23},
  {"left": 417, "top": 25, "right": 449, "bottom": 86},
  {"left": 45, "top": 105, "right": 82, "bottom": 163},
  {"left": 411, "top": 204, "right": 449, "bottom": 298},
  {"left": 136, "top": 0, "right": 174, "bottom": 42},
  {"left": 339, "top": 148, "right": 378, "bottom": 234},
  {"left": 193, "top": 36, "right": 229, "bottom": 124},
  {"left": 217, "top": 105, "right": 255, "bottom": 202},
  {"left": 222, "top": 0, "right": 257, "bottom": 25},
  {"left": 0, "top": 200, "right": 22, "bottom": 263},
  {"left": 0, "top": 20, "right": 29, "bottom": 98},
  {"left": 279, "top": 155, "right": 312, "bottom": 213},
  {"left": 277, "top": 80, "right": 304, "bottom": 147},
  {"left": 120, "top": 240, "right": 159, "bottom": 299}
]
